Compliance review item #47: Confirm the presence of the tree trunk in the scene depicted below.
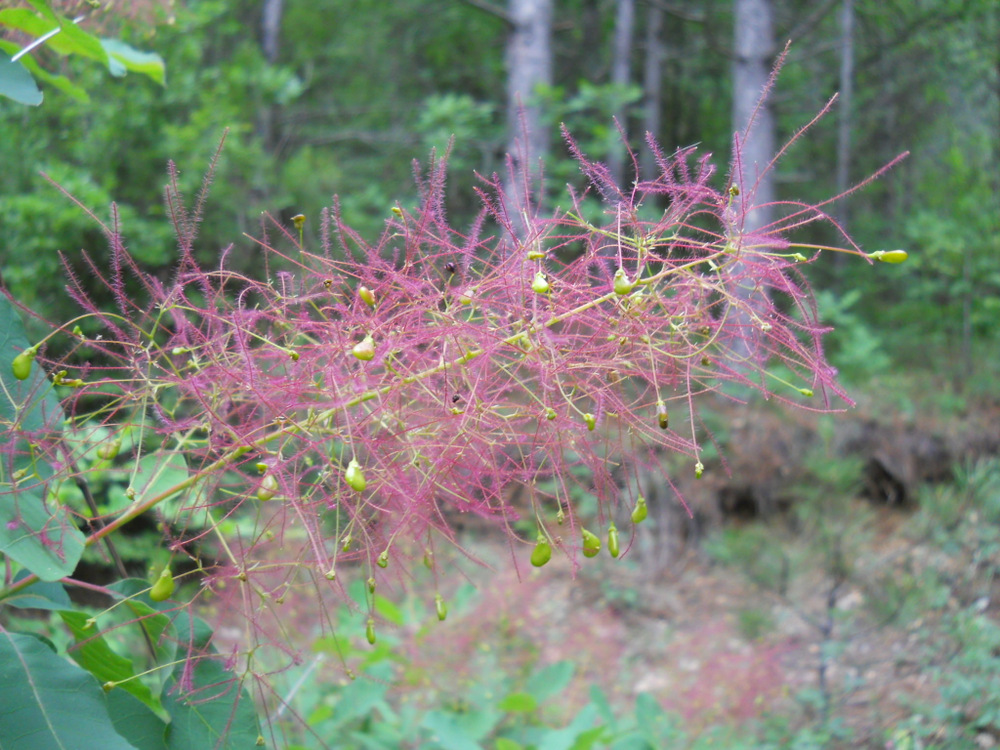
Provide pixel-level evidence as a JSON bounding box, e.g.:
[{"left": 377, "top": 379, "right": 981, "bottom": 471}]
[
  {"left": 608, "top": 0, "right": 636, "bottom": 188},
  {"left": 731, "top": 0, "right": 775, "bottom": 234},
  {"left": 835, "top": 0, "right": 855, "bottom": 232},
  {"left": 641, "top": 1, "right": 665, "bottom": 182},
  {"left": 257, "top": 0, "right": 284, "bottom": 152},
  {"left": 261, "top": 0, "right": 284, "bottom": 64},
  {"left": 503, "top": 0, "right": 553, "bottom": 239},
  {"left": 729, "top": 0, "right": 775, "bottom": 364}
]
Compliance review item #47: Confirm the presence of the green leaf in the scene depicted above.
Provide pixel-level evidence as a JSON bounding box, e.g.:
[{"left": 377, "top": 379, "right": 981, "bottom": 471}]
[
  {"left": 60, "top": 609, "right": 160, "bottom": 713},
  {"left": 421, "top": 709, "right": 494, "bottom": 750},
  {"left": 373, "top": 594, "right": 405, "bottom": 626},
  {"left": 588, "top": 684, "right": 616, "bottom": 728},
  {"left": 1, "top": 6, "right": 109, "bottom": 68},
  {"left": 0, "top": 55, "right": 42, "bottom": 105},
  {"left": 495, "top": 740, "right": 524, "bottom": 750},
  {"left": 635, "top": 692, "right": 674, "bottom": 745},
  {"left": 133, "top": 451, "right": 192, "bottom": 519},
  {"left": 0, "top": 630, "right": 139, "bottom": 750},
  {"left": 0, "top": 484, "right": 85, "bottom": 581},
  {"left": 162, "top": 657, "right": 260, "bottom": 750},
  {"left": 106, "top": 579, "right": 182, "bottom": 667},
  {"left": 525, "top": 660, "right": 575, "bottom": 703},
  {"left": 0, "top": 293, "right": 80, "bottom": 581},
  {"left": 105, "top": 690, "right": 169, "bottom": 750},
  {"left": 2, "top": 571, "right": 71, "bottom": 610},
  {"left": 497, "top": 691, "right": 538, "bottom": 713},
  {"left": 101, "top": 39, "right": 165, "bottom": 85},
  {"left": 0, "top": 40, "right": 88, "bottom": 101}
]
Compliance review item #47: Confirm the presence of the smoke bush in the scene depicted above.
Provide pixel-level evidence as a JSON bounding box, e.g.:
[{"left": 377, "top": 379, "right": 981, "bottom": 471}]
[{"left": 1, "top": 94, "right": 906, "bottom": 743}]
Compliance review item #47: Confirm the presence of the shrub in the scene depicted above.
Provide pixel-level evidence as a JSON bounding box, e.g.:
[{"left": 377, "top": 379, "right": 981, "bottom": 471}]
[{"left": 0, "top": 77, "right": 907, "bottom": 744}]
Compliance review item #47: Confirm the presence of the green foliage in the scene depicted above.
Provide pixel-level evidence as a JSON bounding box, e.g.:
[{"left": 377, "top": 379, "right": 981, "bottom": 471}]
[
  {"left": 0, "top": 577, "right": 260, "bottom": 749},
  {"left": 1, "top": 296, "right": 256, "bottom": 748},
  {"left": 809, "top": 288, "right": 890, "bottom": 382},
  {"left": 0, "top": 0, "right": 164, "bottom": 105},
  {"left": 0, "top": 295, "right": 84, "bottom": 581}
]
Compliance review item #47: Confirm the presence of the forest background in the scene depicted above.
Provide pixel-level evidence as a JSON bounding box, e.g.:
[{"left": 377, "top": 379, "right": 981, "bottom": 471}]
[{"left": 1, "top": 0, "right": 999, "bottom": 748}]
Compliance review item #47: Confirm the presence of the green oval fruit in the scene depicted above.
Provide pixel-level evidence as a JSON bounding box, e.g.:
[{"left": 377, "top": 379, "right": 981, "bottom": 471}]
[
  {"left": 150, "top": 567, "right": 175, "bottom": 602},
  {"left": 613, "top": 268, "right": 635, "bottom": 295},
  {"left": 631, "top": 496, "right": 648, "bottom": 524},
  {"left": 358, "top": 285, "right": 376, "bottom": 306},
  {"left": 11, "top": 348, "right": 36, "bottom": 381},
  {"left": 96, "top": 439, "right": 121, "bottom": 461},
  {"left": 345, "top": 459, "right": 366, "bottom": 492},
  {"left": 352, "top": 335, "right": 376, "bottom": 361},
  {"left": 435, "top": 594, "right": 448, "bottom": 622},
  {"left": 367, "top": 577, "right": 376, "bottom": 594},
  {"left": 583, "top": 413, "right": 596, "bottom": 431},
  {"left": 531, "top": 272, "right": 550, "bottom": 294},
  {"left": 607, "top": 523, "right": 620, "bottom": 558},
  {"left": 582, "top": 528, "right": 601, "bottom": 558},
  {"left": 871, "top": 249, "right": 908, "bottom": 264},
  {"left": 530, "top": 536, "right": 552, "bottom": 567},
  {"left": 365, "top": 617, "right": 376, "bottom": 645},
  {"left": 377, "top": 550, "right": 389, "bottom": 568},
  {"left": 257, "top": 474, "right": 279, "bottom": 502}
]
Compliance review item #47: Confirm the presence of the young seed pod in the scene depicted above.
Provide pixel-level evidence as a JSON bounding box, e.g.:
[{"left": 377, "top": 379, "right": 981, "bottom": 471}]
[
  {"left": 582, "top": 528, "right": 601, "bottom": 558},
  {"left": 456, "top": 288, "right": 474, "bottom": 305},
  {"left": 358, "top": 285, "right": 376, "bottom": 306},
  {"left": 423, "top": 548, "right": 434, "bottom": 569},
  {"left": 257, "top": 474, "right": 279, "bottom": 502},
  {"left": 365, "top": 617, "right": 376, "bottom": 645},
  {"left": 583, "top": 413, "right": 596, "bottom": 431},
  {"left": 631, "top": 496, "right": 648, "bottom": 524},
  {"left": 377, "top": 550, "right": 389, "bottom": 568},
  {"left": 367, "top": 577, "right": 376, "bottom": 594},
  {"left": 656, "top": 400, "right": 669, "bottom": 430},
  {"left": 96, "top": 439, "right": 121, "bottom": 461},
  {"left": 150, "top": 567, "right": 175, "bottom": 602},
  {"left": 695, "top": 461, "right": 704, "bottom": 479},
  {"left": 11, "top": 347, "right": 37, "bottom": 381},
  {"left": 531, "top": 272, "right": 550, "bottom": 294},
  {"left": 435, "top": 593, "right": 448, "bottom": 621},
  {"left": 352, "top": 335, "right": 376, "bottom": 361},
  {"left": 344, "top": 459, "right": 366, "bottom": 492},
  {"left": 870, "top": 249, "right": 908, "bottom": 264},
  {"left": 607, "top": 523, "right": 620, "bottom": 558},
  {"left": 613, "top": 268, "right": 635, "bottom": 296},
  {"left": 291, "top": 214, "right": 306, "bottom": 231},
  {"left": 530, "top": 536, "right": 552, "bottom": 567}
]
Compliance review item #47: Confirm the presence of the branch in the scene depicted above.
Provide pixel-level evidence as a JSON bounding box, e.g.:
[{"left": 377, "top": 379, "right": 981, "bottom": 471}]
[{"left": 457, "top": 0, "right": 512, "bottom": 25}]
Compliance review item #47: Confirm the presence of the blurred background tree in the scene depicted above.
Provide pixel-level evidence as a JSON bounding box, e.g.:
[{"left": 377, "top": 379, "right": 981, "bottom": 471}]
[{"left": 1, "top": 0, "right": 996, "bottom": 377}]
